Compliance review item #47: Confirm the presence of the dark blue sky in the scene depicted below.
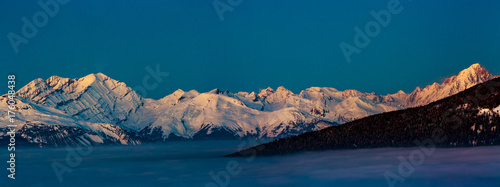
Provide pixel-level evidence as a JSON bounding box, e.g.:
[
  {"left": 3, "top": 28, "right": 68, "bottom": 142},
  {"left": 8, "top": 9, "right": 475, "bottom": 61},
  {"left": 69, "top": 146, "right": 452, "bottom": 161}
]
[{"left": 2, "top": 0, "right": 500, "bottom": 99}]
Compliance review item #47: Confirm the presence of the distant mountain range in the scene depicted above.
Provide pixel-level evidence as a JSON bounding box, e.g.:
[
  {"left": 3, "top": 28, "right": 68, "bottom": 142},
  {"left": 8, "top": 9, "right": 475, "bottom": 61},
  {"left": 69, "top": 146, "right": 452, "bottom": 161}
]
[
  {"left": 0, "top": 64, "right": 497, "bottom": 146},
  {"left": 228, "top": 76, "right": 500, "bottom": 157}
]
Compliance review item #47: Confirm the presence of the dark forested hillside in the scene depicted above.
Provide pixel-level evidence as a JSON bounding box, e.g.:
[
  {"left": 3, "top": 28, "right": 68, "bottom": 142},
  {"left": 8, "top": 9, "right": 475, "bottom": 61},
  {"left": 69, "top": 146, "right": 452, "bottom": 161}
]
[{"left": 227, "top": 78, "right": 500, "bottom": 157}]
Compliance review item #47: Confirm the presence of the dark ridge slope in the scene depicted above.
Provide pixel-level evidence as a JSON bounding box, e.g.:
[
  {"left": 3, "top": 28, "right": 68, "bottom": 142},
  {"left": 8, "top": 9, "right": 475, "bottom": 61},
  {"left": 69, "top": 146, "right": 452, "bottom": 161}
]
[{"left": 227, "top": 77, "right": 500, "bottom": 157}]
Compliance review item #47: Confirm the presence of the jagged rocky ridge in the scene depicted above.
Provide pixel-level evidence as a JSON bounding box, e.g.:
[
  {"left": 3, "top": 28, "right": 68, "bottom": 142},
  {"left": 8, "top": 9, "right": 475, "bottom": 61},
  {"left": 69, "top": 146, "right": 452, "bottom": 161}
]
[
  {"left": 0, "top": 64, "right": 496, "bottom": 146},
  {"left": 227, "top": 77, "right": 500, "bottom": 157}
]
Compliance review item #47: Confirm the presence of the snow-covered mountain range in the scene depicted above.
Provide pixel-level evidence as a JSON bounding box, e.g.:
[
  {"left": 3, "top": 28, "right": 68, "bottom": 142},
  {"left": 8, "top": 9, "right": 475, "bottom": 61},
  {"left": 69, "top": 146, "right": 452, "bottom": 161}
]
[
  {"left": 229, "top": 75, "right": 500, "bottom": 157},
  {"left": 0, "top": 63, "right": 496, "bottom": 146}
]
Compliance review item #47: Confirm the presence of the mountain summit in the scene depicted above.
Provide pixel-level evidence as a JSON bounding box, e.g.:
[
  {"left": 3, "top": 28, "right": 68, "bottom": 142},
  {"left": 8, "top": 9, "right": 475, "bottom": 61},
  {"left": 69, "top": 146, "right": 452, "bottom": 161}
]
[
  {"left": 405, "top": 63, "right": 494, "bottom": 106},
  {"left": 16, "top": 73, "right": 144, "bottom": 126}
]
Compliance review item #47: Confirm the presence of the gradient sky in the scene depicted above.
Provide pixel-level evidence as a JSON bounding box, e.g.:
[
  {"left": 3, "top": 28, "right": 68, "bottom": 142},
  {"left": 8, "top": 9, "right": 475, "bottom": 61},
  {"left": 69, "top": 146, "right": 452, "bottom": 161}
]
[{"left": 1, "top": 0, "right": 500, "bottom": 99}]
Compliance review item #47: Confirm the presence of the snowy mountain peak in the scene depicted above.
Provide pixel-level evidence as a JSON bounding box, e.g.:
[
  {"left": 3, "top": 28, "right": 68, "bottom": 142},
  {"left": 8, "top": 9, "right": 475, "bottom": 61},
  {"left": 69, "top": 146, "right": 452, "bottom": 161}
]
[
  {"left": 72, "top": 73, "right": 111, "bottom": 87},
  {"left": 16, "top": 73, "right": 143, "bottom": 125},
  {"left": 46, "top": 75, "right": 71, "bottom": 89},
  {"left": 159, "top": 89, "right": 199, "bottom": 105},
  {"left": 95, "top": 72, "right": 110, "bottom": 80},
  {"left": 208, "top": 88, "right": 233, "bottom": 96},
  {"left": 258, "top": 87, "right": 276, "bottom": 98},
  {"left": 464, "top": 63, "right": 488, "bottom": 75},
  {"left": 172, "top": 89, "right": 185, "bottom": 95},
  {"left": 405, "top": 63, "right": 494, "bottom": 107},
  {"left": 441, "top": 64, "right": 487, "bottom": 85},
  {"left": 77, "top": 73, "right": 99, "bottom": 88},
  {"left": 425, "top": 82, "right": 441, "bottom": 90},
  {"left": 261, "top": 86, "right": 294, "bottom": 105},
  {"left": 276, "top": 86, "right": 287, "bottom": 91},
  {"left": 341, "top": 90, "right": 362, "bottom": 98},
  {"left": 209, "top": 88, "right": 220, "bottom": 94},
  {"left": 452, "top": 63, "right": 491, "bottom": 84},
  {"left": 276, "top": 86, "right": 293, "bottom": 95},
  {"left": 414, "top": 86, "right": 422, "bottom": 92}
]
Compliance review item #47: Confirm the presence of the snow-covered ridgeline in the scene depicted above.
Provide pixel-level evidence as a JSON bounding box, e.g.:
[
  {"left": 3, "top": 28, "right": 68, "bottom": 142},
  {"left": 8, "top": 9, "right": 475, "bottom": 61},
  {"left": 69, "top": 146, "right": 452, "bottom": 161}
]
[{"left": 0, "top": 63, "right": 496, "bottom": 146}]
